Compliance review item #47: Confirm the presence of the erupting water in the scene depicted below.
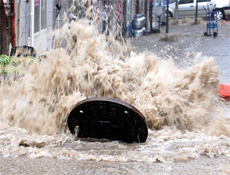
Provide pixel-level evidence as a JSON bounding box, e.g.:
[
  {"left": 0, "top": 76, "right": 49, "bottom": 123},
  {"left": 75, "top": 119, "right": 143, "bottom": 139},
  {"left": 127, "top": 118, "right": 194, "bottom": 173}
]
[{"left": 0, "top": 3, "right": 229, "bottom": 163}]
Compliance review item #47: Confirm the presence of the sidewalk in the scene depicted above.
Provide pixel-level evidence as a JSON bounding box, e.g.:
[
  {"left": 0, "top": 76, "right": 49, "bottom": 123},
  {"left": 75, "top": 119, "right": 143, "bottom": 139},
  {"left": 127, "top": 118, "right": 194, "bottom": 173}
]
[{"left": 131, "top": 19, "right": 230, "bottom": 82}]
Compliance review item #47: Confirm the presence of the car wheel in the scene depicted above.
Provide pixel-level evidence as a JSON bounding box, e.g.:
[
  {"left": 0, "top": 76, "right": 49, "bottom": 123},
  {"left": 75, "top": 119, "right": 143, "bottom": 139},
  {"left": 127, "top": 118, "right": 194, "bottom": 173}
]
[{"left": 213, "top": 10, "right": 225, "bottom": 20}]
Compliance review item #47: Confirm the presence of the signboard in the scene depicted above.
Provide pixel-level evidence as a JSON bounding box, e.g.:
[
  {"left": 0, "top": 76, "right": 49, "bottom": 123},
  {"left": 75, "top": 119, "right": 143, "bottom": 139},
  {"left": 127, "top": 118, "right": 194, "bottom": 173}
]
[
  {"left": 117, "top": 0, "right": 123, "bottom": 20},
  {"left": 35, "top": 0, "right": 39, "bottom": 6}
]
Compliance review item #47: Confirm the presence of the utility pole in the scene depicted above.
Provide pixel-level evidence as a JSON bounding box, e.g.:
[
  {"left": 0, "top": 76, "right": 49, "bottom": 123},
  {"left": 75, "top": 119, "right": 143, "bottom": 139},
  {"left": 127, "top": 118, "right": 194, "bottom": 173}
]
[
  {"left": 149, "top": 0, "right": 153, "bottom": 33},
  {"left": 0, "top": 0, "right": 9, "bottom": 55},
  {"left": 122, "top": 0, "right": 127, "bottom": 36},
  {"left": 195, "top": 0, "right": 198, "bottom": 24},
  {"left": 166, "top": 0, "right": 169, "bottom": 33},
  {"left": 175, "top": 0, "right": 178, "bottom": 23}
]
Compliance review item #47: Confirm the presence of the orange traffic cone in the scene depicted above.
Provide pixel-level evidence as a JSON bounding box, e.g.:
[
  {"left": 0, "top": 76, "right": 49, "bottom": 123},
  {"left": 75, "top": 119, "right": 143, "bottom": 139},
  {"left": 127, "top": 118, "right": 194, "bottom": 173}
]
[{"left": 218, "top": 83, "right": 230, "bottom": 101}]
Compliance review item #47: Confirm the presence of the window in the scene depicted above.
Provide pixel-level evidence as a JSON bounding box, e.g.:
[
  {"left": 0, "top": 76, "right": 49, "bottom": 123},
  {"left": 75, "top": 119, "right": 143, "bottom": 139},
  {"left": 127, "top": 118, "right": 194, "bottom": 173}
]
[
  {"left": 34, "top": 0, "right": 40, "bottom": 33},
  {"left": 198, "top": 0, "right": 211, "bottom": 2},
  {"left": 34, "top": 0, "right": 47, "bottom": 33},
  {"left": 41, "top": 0, "right": 47, "bottom": 29},
  {"left": 169, "top": 0, "right": 176, "bottom": 3},
  {"left": 179, "top": 0, "right": 194, "bottom": 4}
]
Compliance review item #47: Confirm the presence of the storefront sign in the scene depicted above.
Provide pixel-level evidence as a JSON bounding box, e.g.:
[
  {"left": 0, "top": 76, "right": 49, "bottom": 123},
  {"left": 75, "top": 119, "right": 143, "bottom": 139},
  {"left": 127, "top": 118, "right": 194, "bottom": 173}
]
[
  {"left": 117, "top": 0, "right": 122, "bottom": 20},
  {"left": 35, "top": 0, "right": 39, "bottom": 7}
]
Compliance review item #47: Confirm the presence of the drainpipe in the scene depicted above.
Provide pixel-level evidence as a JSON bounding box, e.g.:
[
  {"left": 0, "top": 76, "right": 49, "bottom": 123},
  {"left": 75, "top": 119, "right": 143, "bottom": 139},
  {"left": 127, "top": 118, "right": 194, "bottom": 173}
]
[
  {"left": 16, "top": 1, "right": 19, "bottom": 45},
  {"left": 30, "top": 0, "right": 34, "bottom": 47}
]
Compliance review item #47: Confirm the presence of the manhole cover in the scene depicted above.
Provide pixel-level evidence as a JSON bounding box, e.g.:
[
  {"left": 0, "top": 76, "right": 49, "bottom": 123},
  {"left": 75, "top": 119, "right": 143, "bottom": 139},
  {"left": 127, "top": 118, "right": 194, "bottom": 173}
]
[{"left": 67, "top": 97, "right": 148, "bottom": 143}]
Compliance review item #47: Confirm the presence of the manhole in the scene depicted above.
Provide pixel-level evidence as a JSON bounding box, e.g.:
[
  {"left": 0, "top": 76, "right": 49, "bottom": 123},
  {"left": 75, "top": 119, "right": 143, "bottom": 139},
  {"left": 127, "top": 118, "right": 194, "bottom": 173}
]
[{"left": 67, "top": 97, "right": 148, "bottom": 143}]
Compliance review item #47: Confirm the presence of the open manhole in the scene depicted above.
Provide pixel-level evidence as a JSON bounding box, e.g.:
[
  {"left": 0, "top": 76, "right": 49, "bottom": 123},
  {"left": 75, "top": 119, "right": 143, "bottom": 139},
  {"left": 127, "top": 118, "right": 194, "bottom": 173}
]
[{"left": 67, "top": 97, "right": 148, "bottom": 143}]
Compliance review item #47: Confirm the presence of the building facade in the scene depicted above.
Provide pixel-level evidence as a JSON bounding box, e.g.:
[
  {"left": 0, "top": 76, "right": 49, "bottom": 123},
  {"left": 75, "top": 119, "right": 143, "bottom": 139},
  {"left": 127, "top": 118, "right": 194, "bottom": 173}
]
[
  {"left": 2, "top": 0, "right": 153, "bottom": 55},
  {"left": 3, "top": 0, "right": 69, "bottom": 55}
]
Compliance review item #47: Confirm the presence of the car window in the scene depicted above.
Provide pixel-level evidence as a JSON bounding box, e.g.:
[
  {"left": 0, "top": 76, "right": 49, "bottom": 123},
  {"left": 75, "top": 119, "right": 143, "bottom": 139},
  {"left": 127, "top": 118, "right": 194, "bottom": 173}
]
[
  {"left": 198, "top": 0, "right": 211, "bottom": 2},
  {"left": 165, "top": 0, "right": 176, "bottom": 5},
  {"left": 179, "top": 0, "right": 194, "bottom": 4}
]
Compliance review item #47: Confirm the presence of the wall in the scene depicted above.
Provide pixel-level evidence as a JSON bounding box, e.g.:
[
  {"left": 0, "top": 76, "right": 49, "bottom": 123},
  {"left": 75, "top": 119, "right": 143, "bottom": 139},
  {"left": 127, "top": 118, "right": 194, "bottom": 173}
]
[{"left": 16, "top": 0, "right": 69, "bottom": 55}]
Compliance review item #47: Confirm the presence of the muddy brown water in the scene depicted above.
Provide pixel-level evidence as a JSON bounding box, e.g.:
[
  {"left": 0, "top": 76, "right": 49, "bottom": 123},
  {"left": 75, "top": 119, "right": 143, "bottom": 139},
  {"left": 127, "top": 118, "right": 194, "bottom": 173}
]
[{"left": 0, "top": 15, "right": 229, "bottom": 174}]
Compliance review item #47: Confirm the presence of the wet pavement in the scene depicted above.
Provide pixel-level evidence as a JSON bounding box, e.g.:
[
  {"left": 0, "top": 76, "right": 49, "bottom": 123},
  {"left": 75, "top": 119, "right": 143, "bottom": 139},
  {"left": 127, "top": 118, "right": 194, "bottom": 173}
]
[
  {"left": 131, "top": 20, "right": 230, "bottom": 82},
  {"left": 196, "top": 23, "right": 230, "bottom": 83},
  {"left": 0, "top": 155, "right": 229, "bottom": 175}
]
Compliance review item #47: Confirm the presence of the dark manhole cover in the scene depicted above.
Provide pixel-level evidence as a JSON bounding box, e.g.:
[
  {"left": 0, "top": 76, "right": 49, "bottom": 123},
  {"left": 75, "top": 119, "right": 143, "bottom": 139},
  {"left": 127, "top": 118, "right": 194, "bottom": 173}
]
[{"left": 67, "top": 97, "right": 148, "bottom": 143}]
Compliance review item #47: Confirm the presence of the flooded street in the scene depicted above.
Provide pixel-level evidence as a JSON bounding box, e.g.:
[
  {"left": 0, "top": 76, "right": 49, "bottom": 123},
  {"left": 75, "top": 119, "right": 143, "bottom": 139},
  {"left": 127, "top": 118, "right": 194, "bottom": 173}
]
[
  {"left": 0, "top": 18, "right": 230, "bottom": 174},
  {"left": 0, "top": 156, "right": 230, "bottom": 174}
]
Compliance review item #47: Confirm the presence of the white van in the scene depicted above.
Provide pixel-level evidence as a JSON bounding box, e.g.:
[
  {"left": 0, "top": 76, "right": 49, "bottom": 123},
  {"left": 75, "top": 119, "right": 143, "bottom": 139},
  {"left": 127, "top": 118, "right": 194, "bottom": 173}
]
[{"left": 168, "top": 0, "right": 230, "bottom": 20}]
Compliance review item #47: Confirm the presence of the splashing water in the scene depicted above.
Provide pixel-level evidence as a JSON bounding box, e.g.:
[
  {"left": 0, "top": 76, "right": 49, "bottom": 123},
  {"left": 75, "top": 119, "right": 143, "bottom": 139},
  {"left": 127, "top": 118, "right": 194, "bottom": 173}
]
[{"left": 0, "top": 7, "right": 229, "bottom": 162}]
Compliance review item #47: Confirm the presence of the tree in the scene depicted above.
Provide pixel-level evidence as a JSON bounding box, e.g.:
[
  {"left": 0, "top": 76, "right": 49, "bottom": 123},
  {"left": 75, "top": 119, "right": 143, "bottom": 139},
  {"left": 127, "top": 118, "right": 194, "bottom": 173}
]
[{"left": 0, "top": 0, "right": 9, "bottom": 55}]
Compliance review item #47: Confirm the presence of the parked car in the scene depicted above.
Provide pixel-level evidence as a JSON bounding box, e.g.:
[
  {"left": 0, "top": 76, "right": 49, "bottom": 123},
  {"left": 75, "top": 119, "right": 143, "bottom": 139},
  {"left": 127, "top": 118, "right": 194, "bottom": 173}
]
[{"left": 167, "top": 0, "right": 230, "bottom": 20}]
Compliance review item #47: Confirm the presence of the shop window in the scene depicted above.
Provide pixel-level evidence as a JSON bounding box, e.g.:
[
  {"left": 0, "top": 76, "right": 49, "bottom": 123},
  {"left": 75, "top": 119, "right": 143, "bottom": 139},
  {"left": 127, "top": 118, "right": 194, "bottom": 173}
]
[{"left": 34, "top": 0, "right": 47, "bottom": 33}]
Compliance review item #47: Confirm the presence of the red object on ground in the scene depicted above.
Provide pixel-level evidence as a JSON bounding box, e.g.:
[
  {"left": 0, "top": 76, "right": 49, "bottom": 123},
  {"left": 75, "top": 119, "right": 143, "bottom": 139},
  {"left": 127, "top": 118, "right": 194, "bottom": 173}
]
[{"left": 218, "top": 83, "right": 230, "bottom": 101}]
